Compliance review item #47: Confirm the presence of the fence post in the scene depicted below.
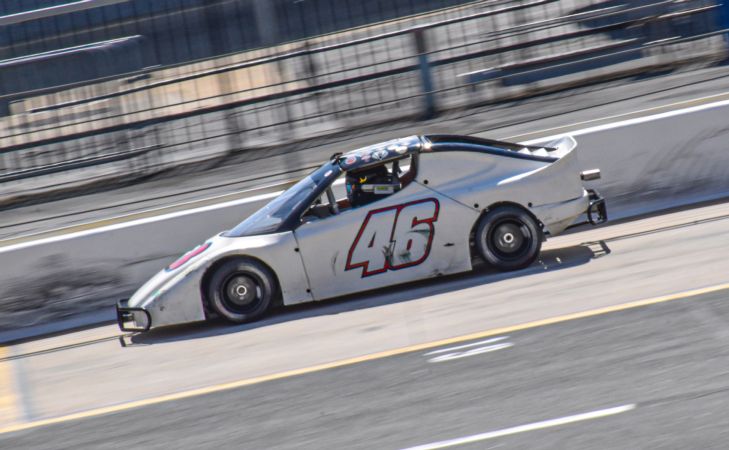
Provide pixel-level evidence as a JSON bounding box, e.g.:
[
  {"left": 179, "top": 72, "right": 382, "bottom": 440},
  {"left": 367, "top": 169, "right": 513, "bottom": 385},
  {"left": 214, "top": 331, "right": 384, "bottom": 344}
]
[
  {"left": 412, "top": 27, "right": 437, "bottom": 119},
  {"left": 252, "top": 0, "right": 280, "bottom": 46},
  {"left": 721, "top": 1, "right": 729, "bottom": 44}
]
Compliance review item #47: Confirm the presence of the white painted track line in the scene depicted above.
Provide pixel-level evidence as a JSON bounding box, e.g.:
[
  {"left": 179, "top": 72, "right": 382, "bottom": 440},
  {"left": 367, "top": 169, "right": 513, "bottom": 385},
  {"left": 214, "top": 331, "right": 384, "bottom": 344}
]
[
  {"left": 0, "top": 177, "right": 352, "bottom": 252},
  {"left": 402, "top": 404, "right": 636, "bottom": 450},
  {"left": 426, "top": 343, "right": 513, "bottom": 363},
  {"left": 508, "top": 90, "right": 729, "bottom": 142},
  {"left": 521, "top": 97, "right": 729, "bottom": 144},
  {"left": 423, "top": 337, "right": 509, "bottom": 355}
]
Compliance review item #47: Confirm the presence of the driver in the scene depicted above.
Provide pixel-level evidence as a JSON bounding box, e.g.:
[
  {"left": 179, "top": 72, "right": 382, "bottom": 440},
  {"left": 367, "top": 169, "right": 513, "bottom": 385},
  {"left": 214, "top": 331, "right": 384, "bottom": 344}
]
[{"left": 345, "top": 165, "right": 401, "bottom": 208}]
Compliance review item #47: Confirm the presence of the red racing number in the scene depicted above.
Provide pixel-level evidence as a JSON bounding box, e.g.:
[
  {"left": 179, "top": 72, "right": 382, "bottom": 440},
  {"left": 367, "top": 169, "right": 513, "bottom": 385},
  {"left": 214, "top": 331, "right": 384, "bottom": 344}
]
[{"left": 345, "top": 198, "right": 439, "bottom": 277}]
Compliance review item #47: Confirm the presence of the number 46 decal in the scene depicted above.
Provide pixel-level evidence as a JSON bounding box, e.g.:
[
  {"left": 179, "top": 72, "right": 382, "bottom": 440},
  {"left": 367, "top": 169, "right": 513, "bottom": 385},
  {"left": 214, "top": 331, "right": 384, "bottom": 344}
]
[{"left": 345, "top": 198, "right": 440, "bottom": 277}]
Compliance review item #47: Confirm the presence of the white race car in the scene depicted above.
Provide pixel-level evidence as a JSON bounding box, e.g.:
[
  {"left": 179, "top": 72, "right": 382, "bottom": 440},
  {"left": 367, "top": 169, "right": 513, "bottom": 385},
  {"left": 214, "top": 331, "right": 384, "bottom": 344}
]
[{"left": 117, "top": 135, "right": 606, "bottom": 331}]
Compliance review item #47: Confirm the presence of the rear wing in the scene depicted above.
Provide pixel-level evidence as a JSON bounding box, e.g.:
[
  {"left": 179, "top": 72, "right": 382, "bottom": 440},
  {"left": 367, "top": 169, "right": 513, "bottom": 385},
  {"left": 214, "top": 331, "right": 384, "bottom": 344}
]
[
  {"left": 423, "top": 134, "right": 600, "bottom": 183},
  {"left": 524, "top": 135, "right": 601, "bottom": 181},
  {"left": 519, "top": 135, "right": 577, "bottom": 159},
  {"left": 424, "top": 134, "right": 562, "bottom": 163}
]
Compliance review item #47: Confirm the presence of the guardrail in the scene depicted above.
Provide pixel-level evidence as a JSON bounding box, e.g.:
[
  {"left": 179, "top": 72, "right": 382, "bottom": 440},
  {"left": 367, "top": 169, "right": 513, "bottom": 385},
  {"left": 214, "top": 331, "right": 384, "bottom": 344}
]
[
  {"left": 0, "top": 0, "right": 726, "bottom": 192},
  {"left": 721, "top": 0, "right": 729, "bottom": 41}
]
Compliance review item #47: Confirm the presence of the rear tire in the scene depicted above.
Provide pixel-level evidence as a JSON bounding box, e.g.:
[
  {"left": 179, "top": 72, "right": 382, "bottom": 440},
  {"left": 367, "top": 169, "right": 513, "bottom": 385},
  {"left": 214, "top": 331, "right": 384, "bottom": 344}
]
[
  {"left": 206, "top": 258, "right": 276, "bottom": 323},
  {"left": 475, "top": 206, "right": 542, "bottom": 271}
]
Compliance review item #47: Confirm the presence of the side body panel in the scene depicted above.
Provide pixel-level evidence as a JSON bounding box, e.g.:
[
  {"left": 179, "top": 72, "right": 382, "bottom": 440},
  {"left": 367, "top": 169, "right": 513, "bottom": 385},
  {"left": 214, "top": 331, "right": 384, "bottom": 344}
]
[
  {"left": 294, "top": 182, "right": 478, "bottom": 301},
  {"left": 417, "top": 150, "right": 588, "bottom": 235}
]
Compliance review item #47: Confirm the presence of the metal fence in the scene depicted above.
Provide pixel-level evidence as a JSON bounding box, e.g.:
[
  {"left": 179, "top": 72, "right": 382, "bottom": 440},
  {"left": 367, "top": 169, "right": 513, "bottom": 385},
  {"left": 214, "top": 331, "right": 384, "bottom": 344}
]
[
  {"left": 0, "top": 0, "right": 480, "bottom": 95},
  {"left": 0, "top": 0, "right": 727, "bottom": 194}
]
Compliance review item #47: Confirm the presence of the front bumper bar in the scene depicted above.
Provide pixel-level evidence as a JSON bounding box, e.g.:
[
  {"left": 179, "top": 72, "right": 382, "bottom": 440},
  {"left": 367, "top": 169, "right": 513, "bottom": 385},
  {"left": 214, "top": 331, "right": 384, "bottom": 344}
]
[
  {"left": 587, "top": 189, "right": 607, "bottom": 225},
  {"left": 116, "top": 299, "right": 152, "bottom": 332}
]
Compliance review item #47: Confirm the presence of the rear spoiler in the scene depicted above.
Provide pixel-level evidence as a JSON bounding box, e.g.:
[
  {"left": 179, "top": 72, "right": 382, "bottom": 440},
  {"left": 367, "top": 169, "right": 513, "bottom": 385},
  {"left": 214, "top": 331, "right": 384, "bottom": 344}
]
[
  {"left": 523, "top": 135, "right": 601, "bottom": 180},
  {"left": 522, "top": 135, "right": 577, "bottom": 159}
]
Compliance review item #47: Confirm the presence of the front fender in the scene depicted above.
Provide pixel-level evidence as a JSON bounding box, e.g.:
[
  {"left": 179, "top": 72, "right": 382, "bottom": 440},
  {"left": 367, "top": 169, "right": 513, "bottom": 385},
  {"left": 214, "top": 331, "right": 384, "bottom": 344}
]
[{"left": 122, "top": 231, "right": 311, "bottom": 330}]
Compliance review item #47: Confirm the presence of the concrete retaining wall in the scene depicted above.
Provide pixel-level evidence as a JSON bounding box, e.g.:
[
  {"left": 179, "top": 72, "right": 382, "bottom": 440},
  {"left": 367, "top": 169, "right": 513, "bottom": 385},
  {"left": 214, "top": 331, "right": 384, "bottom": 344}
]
[
  {"left": 526, "top": 99, "right": 729, "bottom": 220},
  {"left": 2, "top": 99, "right": 729, "bottom": 339}
]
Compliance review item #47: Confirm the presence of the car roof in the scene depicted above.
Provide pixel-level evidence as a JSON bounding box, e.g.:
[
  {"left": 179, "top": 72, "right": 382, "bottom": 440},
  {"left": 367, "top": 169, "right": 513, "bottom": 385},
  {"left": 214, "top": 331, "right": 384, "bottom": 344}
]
[
  {"left": 336, "top": 134, "right": 558, "bottom": 171},
  {"left": 337, "top": 136, "right": 423, "bottom": 171}
]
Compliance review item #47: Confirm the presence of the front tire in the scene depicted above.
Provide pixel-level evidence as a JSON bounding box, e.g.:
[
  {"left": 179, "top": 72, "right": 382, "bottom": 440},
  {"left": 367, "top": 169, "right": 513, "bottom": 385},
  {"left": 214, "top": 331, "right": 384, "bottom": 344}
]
[
  {"left": 475, "top": 205, "right": 542, "bottom": 271},
  {"left": 206, "top": 258, "right": 277, "bottom": 323}
]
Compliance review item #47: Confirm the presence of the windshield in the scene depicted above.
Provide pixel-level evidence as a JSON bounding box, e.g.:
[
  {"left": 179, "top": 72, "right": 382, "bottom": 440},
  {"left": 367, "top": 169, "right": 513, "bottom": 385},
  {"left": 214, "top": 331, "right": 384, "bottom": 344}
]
[{"left": 224, "top": 162, "right": 340, "bottom": 237}]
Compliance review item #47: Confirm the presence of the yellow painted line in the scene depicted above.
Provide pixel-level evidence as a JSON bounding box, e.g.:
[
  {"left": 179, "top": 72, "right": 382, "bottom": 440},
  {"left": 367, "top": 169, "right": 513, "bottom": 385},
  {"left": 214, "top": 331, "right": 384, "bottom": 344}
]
[
  {"left": 0, "top": 347, "right": 20, "bottom": 427},
  {"left": 2, "top": 281, "right": 729, "bottom": 435}
]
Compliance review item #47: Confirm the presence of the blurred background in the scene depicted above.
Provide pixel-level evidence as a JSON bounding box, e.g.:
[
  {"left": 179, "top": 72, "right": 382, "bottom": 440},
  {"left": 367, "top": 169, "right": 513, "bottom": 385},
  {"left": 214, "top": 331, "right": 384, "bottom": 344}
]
[
  {"left": 1, "top": 0, "right": 726, "bottom": 205},
  {"left": 4, "top": 1, "right": 729, "bottom": 448}
]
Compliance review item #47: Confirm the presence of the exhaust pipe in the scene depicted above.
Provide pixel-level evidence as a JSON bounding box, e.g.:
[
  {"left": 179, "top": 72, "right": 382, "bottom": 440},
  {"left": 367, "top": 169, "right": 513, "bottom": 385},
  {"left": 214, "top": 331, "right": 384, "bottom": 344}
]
[{"left": 581, "top": 169, "right": 601, "bottom": 181}]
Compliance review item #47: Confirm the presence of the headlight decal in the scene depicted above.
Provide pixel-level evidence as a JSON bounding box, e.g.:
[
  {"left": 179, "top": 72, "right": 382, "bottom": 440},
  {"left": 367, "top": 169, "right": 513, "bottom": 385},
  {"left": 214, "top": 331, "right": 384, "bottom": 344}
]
[{"left": 166, "top": 242, "right": 212, "bottom": 272}]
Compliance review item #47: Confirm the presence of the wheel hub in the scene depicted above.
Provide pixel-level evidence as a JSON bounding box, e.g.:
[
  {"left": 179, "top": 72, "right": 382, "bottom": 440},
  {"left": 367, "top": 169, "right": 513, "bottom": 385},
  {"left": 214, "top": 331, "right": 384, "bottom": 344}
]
[
  {"left": 224, "top": 275, "right": 257, "bottom": 306},
  {"left": 493, "top": 222, "right": 526, "bottom": 255}
]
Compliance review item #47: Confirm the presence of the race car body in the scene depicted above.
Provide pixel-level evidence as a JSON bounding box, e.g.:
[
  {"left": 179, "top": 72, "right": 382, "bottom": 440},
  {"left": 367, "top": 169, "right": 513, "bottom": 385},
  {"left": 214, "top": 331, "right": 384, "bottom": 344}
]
[{"left": 117, "top": 134, "right": 606, "bottom": 331}]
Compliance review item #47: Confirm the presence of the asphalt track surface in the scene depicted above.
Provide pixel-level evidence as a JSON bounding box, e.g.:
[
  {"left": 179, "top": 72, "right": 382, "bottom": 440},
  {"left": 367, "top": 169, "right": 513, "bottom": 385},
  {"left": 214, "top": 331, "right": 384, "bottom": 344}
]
[
  {"left": 3, "top": 198, "right": 729, "bottom": 447},
  {"left": 3, "top": 287, "right": 729, "bottom": 448}
]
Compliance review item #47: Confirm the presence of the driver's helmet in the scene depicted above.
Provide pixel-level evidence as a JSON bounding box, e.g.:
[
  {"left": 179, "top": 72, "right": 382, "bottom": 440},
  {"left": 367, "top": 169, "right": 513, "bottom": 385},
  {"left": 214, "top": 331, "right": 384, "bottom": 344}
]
[{"left": 346, "top": 165, "right": 400, "bottom": 207}]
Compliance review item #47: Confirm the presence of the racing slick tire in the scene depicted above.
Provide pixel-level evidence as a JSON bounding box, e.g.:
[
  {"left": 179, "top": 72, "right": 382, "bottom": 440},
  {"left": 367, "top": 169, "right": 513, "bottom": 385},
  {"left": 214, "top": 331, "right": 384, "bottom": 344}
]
[
  {"left": 475, "top": 205, "right": 542, "bottom": 271},
  {"left": 206, "top": 258, "right": 277, "bottom": 323}
]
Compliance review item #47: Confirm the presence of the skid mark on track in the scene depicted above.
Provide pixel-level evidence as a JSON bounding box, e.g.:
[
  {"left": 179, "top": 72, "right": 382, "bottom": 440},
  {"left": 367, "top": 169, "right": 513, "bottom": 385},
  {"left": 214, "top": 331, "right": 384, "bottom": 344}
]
[{"left": 0, "top": 347, "right": 20, "bottom": 426}]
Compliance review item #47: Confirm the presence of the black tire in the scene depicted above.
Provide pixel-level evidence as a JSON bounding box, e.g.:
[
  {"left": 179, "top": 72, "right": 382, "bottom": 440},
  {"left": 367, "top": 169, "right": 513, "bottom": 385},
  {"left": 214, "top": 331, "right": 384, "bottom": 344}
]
[
  {"left": 206, "top": 258, "right": 277, "bottom": 323},
  {"left": 475, "top": 205, "right": 542, "bottom": 271}
]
